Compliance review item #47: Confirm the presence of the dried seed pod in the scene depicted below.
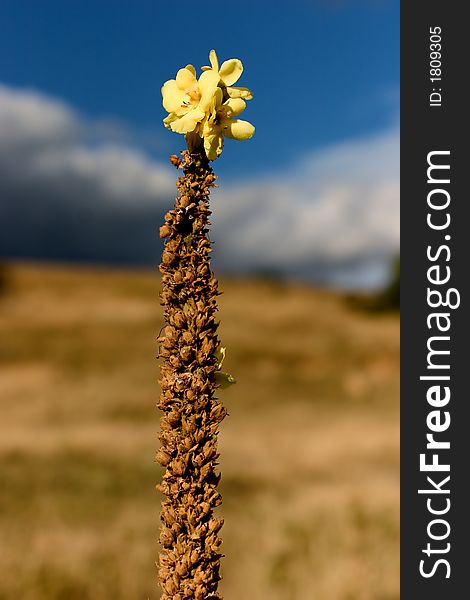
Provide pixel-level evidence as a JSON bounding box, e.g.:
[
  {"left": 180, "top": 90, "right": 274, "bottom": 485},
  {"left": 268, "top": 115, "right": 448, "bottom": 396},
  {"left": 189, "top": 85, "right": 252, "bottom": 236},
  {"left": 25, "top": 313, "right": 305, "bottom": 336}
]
[
  {"left": 170, "top": 311, "right": 186, "bottom": 329},
  {"left": 195, "top": 588, "right": 205, "bottom": 600},
  {"left": 180, "top": 346, "right": 193, "bottom": 362},
  {"left": 159, "top": 224, "right": 171, "bottom": 238},
  {"left": 185, "top": 418, "right": 197, "bottom": 434},
  {"left": 174, "top": 270, "right": 184, "bottom": 284},
  {"left": 208, "top": 518, "right": 224, "bottom": 535},
  {"left": 156, "top": 449, "right": 171, "bottom": 466},
  {"left": 174, "top": 378, "right": 186, "bottom": 392},
  {"left": 164, "top": 325, "right": 178, "bottom": 341},
  {"left": 165, "top": 578, "right": 178, "bottom": 595},
  {"left": 201, "top": 338, "right": 214, "bottom": 356},
  {"left": 160, "top": 526, "right": 174, "bottom": 547},
  {"left": 183, "top": 436, "right": 194, "bottom": 451},
  {"left": 180, "top": 330, "right": 192, "bottom": 343},
  {"left": 166, "top": 239, "right": 180, "bottom": 253},
  {"left": 167, "top": 411, "right": 180, "bottom": 427},
  {"left": 170, "top": 154, "right": 182, "bottom": 168},
  {"left": 176, "top": 560, "right": 188, "bottom": 577},
  {"left": 159, "top": 289, "right": 173, "bottom": 305},
  {"left": 172, "top": 458, "right": 187, "bottom": 476},
  {"left": 192, "top": 453, "right": 205, "bottom": 468},
  {"left": 162, "top": 505, "right": 176, "bottom": 525},
  {"left": 162, "top": 250, "right": 176, "bottom": 266},
  {"left": 169, "top": 355, "right": 182, "bottom": 369}
]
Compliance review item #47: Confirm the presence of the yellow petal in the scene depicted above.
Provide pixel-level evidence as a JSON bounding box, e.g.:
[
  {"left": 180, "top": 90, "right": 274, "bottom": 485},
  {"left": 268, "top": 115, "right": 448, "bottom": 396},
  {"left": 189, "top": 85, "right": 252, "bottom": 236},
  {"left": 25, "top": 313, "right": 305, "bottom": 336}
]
[
  {"left": 222, "top": 98, "right": 246, "bottom": 118},
  {"left": 163, "top": 113, "right": 178, "bottom": 129},
  {"left": 162, "top": 80, "right": 188, "bottom": 113},
  {"left": 223, "top": 119, "right": 255, "bottom": 140},
  {"left": 209, "top": 49, "right": 219, "bottom": 72},
  {"left": 211, "top": 87, "right": 223, "bottom": 114},
  {"left": 174, "top": 103, "right": 194, "bottom": 117},
  {"left": 170, "top": 108, "right": 205, "bottom": 134},
  {"left": 219, "top": 59, "right": 243, "bottom": 86},
  {"left": 176, "top": 67, "right": 197, "bottom": 91},
  {"left": 226, "top": 86, "right": 253, "bottom": 100},
  {"left": 204, "top": 132, "right": 224, "bottom": 161},
  {"left": 201, "top": 65, "right": 211, "bottom": 71},
  {"left": 185, "top": 64, "right": 196, "bottom": 76},
  {"left": 202, "top": 118, "right": 213, "bottom": 138},
  {"left": 197, "top": 70, "right": 220, "bottom": 112}
]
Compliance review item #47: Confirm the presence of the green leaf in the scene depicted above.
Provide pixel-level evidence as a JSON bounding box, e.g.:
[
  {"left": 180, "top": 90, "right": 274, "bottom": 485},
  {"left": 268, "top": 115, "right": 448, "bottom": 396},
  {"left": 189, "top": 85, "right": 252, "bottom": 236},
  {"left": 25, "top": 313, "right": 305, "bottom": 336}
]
[{"left": 215, "top": 371, "right": 236, "bottom": 389}]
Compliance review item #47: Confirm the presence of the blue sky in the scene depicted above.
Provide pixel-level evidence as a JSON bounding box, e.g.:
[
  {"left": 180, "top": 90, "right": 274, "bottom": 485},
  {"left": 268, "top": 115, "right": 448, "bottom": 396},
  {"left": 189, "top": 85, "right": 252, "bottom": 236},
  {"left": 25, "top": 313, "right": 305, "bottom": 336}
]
[
  {"left": 0, "top": 0, "right": 399, "bottom": 178},
  {"left": 0, "top": 1, "right": 399, "bottom": 288}
]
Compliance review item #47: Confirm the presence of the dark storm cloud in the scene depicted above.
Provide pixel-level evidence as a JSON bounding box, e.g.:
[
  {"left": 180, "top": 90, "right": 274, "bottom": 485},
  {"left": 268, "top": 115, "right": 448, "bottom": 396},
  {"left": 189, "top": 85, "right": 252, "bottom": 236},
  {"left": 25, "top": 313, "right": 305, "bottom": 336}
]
[
  {"left": 0, "top": 84, "right": 399, "bottom": 288},
  {"left": 0, "top": 85, "right": 175, "bottom": 266}
]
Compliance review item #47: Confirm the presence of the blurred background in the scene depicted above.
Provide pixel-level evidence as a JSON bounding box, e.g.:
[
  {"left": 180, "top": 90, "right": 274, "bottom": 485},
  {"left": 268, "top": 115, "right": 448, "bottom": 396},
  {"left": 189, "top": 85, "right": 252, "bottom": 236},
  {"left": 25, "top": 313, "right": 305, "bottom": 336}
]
[{"left": 0, "top": 1, "right": 399, "bottom": 599}]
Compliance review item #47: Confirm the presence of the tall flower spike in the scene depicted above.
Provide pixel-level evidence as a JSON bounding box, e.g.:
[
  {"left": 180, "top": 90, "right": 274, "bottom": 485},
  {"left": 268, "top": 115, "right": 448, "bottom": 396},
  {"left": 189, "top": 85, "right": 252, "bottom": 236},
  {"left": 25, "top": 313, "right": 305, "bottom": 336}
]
[
  {"left": 157, "top": 49, "right": 253, "bottom": 600},
  {"left": 161, "top": 49, "right": 254, "bottom": 160}
]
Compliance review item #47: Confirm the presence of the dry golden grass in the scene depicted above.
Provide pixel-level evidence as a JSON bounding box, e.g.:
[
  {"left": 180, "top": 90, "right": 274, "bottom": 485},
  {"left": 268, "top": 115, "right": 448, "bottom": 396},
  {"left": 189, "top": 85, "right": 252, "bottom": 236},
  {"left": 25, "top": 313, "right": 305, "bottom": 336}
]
[{"left": 0, "top": 262, "right": 399, "bottom": 599}]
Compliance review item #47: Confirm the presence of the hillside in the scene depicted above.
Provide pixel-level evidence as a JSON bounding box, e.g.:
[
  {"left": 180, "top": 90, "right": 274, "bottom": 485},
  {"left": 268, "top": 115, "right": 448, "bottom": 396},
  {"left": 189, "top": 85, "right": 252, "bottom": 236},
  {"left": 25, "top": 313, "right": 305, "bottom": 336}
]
[{"left": 0, "top": 263, "right": 399, "bottom": 600}]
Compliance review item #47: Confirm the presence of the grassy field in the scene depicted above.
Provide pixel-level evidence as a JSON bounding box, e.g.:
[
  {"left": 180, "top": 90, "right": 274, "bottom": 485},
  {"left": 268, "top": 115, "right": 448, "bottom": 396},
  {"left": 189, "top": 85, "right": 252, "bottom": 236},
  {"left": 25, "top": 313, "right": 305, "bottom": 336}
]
[{"left": 0, "top": 262, "right": 399, "bottom": 599}]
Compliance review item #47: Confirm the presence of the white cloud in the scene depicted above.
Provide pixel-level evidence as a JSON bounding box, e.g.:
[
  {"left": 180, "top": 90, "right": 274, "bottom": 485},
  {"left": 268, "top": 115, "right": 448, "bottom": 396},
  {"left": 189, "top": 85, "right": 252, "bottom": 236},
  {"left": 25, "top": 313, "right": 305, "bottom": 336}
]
[
  {"left": 0, "top": 84, "right": 175, "bottom": 204},
  {"left": 0, "top": 84, "right": 78, "bottom": 145},
  {"left": 32, "top": 144, "right": 175, "bottom": 205},
  {"left": 211, "top": 124, "right": 399, "bottom": 287},
  {"left": 0, "top": 83, "right": 399, "bottom": 288}
]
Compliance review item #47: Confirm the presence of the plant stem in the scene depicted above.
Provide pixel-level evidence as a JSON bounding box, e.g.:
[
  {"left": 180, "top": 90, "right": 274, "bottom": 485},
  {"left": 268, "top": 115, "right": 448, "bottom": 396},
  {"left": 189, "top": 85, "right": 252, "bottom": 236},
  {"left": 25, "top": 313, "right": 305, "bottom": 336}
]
[{"left": 157, "top": 149, "right": 227, "bottom": 600}]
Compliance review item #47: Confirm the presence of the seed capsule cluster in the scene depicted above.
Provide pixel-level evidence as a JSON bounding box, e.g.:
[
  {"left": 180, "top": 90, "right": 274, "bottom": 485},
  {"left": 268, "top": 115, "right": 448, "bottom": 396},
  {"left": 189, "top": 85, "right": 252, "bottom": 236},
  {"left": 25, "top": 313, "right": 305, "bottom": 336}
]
[{"left": 157, "top": 150, "right": 227, "bottom": 599}]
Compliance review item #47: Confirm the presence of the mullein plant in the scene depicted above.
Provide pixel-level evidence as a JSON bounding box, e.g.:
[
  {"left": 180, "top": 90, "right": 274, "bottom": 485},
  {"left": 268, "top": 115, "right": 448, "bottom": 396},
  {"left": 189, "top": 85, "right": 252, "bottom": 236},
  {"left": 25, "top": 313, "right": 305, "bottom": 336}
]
[{"left": 156, "top": 50, "right": 254, "bottom": 599}]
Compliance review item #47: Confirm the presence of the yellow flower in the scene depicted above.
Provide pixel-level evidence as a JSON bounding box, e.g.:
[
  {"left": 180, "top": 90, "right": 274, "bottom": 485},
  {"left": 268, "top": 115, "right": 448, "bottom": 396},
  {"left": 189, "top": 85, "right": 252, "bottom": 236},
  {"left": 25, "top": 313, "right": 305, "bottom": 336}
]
[
  {"left": 162, "top": 67, "right": 219, "bottom": 135},
  {"left": 201, "top": 88, "right": 255, "bottom": 160},
  {"left": 202, "top": 49, "right": 253, "bottom": 100},
  {"left": 162, "top": 50, "right": 254, "bottom": 160}
]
